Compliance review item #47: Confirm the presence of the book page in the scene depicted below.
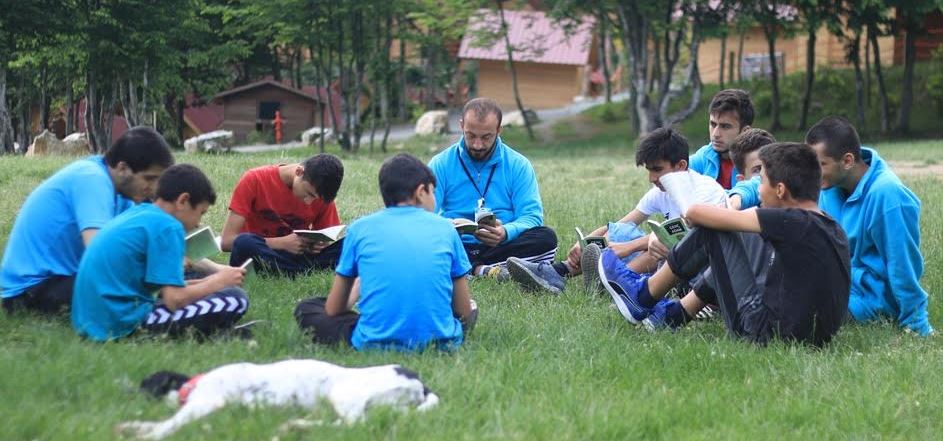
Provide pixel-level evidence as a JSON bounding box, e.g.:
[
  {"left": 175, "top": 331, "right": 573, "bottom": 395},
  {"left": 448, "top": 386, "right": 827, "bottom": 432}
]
[
  {"left": 185, "top": 226, "right": 221, "bottom": 261},
  {"left": 658, "top": 171, "right": 698, "bottom": 216}
]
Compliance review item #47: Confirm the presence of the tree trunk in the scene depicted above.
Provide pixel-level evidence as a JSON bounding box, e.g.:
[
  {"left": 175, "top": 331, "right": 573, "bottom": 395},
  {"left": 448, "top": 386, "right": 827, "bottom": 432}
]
[
  {"left": 65, "top": 84, "right": 75, "bottom": 135},
  {"left": 18, "top": 97, "right": 30, "bottom": 152},
  {"left": 868, "top": 23, "right": 889, "bottom": 134},
  {"left": 649, "top": 32, "right": 661, "bottom": 94},
  {"left": 380, "top": 14, "right": 393, "bottom": 153},
  {"left": 763, "top": 24, "right": 782, "bottom": 131},
  {"left": 719, "top": 33, "right": 727, "bottom": 88},
  {"left": 497, "top": 0, "right": 535, "bottom": 140},
  {"left": 39, "top": 65, "right": 49, "bottom": 130},
  {"left": 864, "top": 28, "right": 871, "bottom": 106},
  {"left": 737, "top": 30, "right": 745, "bottom": 82},
  {"left": 398, "top": 33, "right": 407, "bottom": 120},
  {"left": 350, "top": 9, "right": 365, "bottom": 152},
  {"left": 798, "top": 27, "right": 816, "bottom": 131},
  {"left": 271, "top": 45, "right": 282, "bottom": 81},
  {"left": 0, "top": 64, "right": 15, "bottom": 153},
  {"left": 896, "top": 19, "right": 916, "bottom": 134},
  {"left": 598, "top": 9, "right": 612, "bottom": 103},
  {"left": 850, "top": 30, "right": 866, "bottom": 129},
  {"left": 85, "top": 68, "right": 116, "bottom": 153},
  {"left": 667, "top": 36, "right": 703, "bottom": 124}
]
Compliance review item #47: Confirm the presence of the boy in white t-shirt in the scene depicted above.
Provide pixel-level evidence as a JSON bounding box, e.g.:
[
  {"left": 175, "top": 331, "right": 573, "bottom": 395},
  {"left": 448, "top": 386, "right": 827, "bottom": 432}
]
[{"left": 508, "top": 128, "right": 726, "bottom": 294}]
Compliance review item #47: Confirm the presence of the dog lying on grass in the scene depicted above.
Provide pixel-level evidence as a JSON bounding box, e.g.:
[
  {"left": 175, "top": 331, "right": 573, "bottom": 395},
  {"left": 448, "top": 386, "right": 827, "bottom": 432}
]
[{"left": 116, "top": 359, "right": 439, "bottom": 440}]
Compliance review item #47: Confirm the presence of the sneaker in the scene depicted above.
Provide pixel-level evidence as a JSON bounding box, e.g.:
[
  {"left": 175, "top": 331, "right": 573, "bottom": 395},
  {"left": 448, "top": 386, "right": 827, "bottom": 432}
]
[
  {"left": 695, "top": 304, "right": 718, "bottom": 321},
  {"left": 479, "top": 265, "right": 510, "bottom": 282},
  {"left": 642, "top": 299, "right": 683, "bottom": 332},
  {"left": 597, "top": 249, "right": 652, "bottom": 324},
  {"left": 507, "top": 257, "right": 565, "bottom": 295},
  {"left": 580, "top": 243, "right": 604, "bottom": 295}
]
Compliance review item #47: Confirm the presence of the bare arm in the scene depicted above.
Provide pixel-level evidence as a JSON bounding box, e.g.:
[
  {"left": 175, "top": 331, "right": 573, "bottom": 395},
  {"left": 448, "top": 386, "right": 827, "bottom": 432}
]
[
  {"left": 451, "top": 276, "right": 472, "bottom": 321},
  {"left": 565, "top": 209, "right": 650, "bottom": 269},
  {"left": 220, "top": 211, "right": 247, "bottom": 252},
  {"left": 685, "top": 205, "right": 761, "bottom": 233},
  {"left": 160, "top": 267, "right": 245, "bottom": 311},
  {"left": 221, "top": 210, "right": 309, "bottom": 254},
  {"left": 616, "top": 209, "right": 649, "bottom": 226},
  {"left": 325, "top": 275, "right": 355, "bottom": 316},
  {"left": 81, "top": 228, "right": 99, "bottom": 246},
  {"left": 609, "top": 234, "right": 650, "bottom": 258}
]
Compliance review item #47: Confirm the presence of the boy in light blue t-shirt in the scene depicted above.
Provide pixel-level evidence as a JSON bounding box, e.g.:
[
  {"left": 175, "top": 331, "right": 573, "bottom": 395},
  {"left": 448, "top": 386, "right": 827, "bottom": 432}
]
[
  {"left": 71, "top": 164, "right": 249, "bottom": 341},
  {"left": 295, "top": 153, "right": 475, "bottom": 352}
]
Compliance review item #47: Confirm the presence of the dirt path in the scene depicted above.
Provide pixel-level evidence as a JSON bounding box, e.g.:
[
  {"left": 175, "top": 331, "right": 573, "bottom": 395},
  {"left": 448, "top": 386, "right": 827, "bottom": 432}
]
[{"left": 889, "top": 161, "right": 943, "bottom": 178}]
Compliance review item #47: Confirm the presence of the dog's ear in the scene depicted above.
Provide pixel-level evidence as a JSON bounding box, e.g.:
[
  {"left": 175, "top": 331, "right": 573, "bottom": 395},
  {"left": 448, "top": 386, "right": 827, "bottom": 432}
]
[{"left": 140, "top": 371, "right": 191, "bottom": 399}]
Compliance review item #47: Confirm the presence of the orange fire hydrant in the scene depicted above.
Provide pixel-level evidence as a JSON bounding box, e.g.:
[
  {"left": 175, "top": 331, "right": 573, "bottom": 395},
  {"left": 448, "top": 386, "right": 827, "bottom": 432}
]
[{"left": 273, "top": 110, "right": 283, "bottom": 144}]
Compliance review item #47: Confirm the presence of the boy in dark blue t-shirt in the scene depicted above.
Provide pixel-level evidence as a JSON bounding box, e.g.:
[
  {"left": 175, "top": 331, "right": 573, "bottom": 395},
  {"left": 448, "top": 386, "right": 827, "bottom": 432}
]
[
  {"left": 72, "top": 164, "right": 249, "bottom": 341},
  {"left": 295, "top": 153, "right": 475, "bottom": 352}
]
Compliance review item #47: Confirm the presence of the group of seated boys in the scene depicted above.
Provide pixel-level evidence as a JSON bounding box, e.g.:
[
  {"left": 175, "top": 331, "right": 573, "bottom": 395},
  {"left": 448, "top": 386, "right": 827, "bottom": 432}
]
[{"left": 0, "top": 92, "right": 933, "bottom": 351}]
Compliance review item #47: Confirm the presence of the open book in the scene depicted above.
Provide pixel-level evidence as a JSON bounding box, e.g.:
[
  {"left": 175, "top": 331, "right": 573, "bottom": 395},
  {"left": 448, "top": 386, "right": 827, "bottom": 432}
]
[
  {"left": 294, "top": 225, "right": 347, "bottom": 243},
  {"left": 185, "top": 226, "right": 222, "bottom": 262},
  {"left": 658, "top": 171, "right": 728, "bottom": 216},
  {"left": 474, "top": 208, "right": 497, "bottom": 227},
  {"left": 453, "top": 210, "right": 497, "bottom": 234},
  {"left": 453, "top": 218, "right": 480, "bottom": 235},
  {"left": 646, "top": 218, "right": 689, "bottom": 248},
  {"left": 575, "top": 227, "right": 608, "bottom": 248}
]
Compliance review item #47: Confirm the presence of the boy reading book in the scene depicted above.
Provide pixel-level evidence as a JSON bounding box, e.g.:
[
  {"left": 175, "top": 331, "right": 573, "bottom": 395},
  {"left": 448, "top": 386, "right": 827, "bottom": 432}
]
[
  {"left": 507, "top": 128, "right": 725, "bottom": 295},
  {"left": 71, "top": 165, "right": 250, "bottom": 341},
  {"left": 221, "top": 154, "right": 345, "bottom": 276},
  {"left": 598, "top": 143, "right": 850, "bottom": 346},
  {"left": 294, "top": 153, "right": 475, "bottom": 352}
]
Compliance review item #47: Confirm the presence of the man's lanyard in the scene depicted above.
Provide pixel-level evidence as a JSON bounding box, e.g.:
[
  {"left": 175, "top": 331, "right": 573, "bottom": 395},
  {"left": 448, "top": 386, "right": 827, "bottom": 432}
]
[{"left": 457, "top": 148, "right": 497, "bottom": 202}]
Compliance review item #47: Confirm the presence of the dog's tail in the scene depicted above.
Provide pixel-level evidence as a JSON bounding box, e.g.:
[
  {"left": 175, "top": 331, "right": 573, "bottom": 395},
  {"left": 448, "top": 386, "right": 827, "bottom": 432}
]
[{"left": 139, "top": 370, "right": 192, "bottom": 399}]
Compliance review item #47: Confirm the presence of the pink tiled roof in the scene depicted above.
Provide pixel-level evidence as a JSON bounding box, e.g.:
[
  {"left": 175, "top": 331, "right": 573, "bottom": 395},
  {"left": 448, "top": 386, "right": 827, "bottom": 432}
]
[
  {"left": 458, "top": 9, "right": 594, "bottom": 66},
  {"left": 183, "top": 96, "right": 223, "bottom": 134}
]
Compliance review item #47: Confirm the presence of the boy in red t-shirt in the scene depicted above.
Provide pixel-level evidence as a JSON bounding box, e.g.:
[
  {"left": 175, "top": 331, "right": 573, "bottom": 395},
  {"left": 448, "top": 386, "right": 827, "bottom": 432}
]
[{"left": 222, "top": 154, "right": 344, "bottom": 276}]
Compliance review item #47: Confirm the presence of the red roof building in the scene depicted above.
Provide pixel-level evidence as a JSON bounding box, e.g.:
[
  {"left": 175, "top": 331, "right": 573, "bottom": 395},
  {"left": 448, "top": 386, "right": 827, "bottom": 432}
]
[{"left": 458, "top": 9, "right": 597, "bottom": 110}]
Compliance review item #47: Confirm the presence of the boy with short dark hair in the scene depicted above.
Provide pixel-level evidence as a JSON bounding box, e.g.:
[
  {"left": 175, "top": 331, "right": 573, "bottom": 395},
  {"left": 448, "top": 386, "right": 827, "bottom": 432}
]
[
  {"left": 1, "top": 127, "right": 175, "bottom": 315},
  {"left": 294, "top": 153, "right": 475, "bottom": 352},
  {"left": 599, "top": 143, "right": 851, "bottom": 346},
  {"left": 726, "top": 129, "right": 777, "bottom": 211},
  {"left": 222, "top": 154, "right": 345, "bottom": 276},
  {"left": 807, "top": 116, "right": 933, "bottom": 336},
  {"left": 71, "top": 164, "right": 249, "bottom": 341},
  {"left": 690, "top": 89, "right": 755, "bottom": 190},
  {"left": 507, "top": 128, "right": 726, "bottom": 294}
]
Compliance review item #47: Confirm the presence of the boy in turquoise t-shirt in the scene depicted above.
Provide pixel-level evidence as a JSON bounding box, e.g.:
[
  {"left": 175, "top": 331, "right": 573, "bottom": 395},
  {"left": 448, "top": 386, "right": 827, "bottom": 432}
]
[
  {"left": 295, "top": 153, "right": 475, "bottom": 352},
  {"left": 72, "top": 164, "right": 249, "bottom": 341}
]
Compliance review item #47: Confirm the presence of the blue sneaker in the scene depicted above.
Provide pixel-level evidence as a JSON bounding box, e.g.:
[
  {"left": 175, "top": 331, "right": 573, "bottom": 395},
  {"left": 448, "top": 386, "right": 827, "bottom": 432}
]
[
  {"left": 642, "top": 299, "right": 683, "bottom": 332},
  {"left": 597, "top": 249, "right": 651, "bottom": 324},
  {"left": 507, "top": 257, "right": 565, "bottom": 295}
]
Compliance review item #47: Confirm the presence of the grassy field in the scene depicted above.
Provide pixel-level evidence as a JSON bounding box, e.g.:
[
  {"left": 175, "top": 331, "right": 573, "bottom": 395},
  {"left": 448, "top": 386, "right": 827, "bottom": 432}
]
[{"left": 0, "top": 128, "right": 941, "bottom": 440}]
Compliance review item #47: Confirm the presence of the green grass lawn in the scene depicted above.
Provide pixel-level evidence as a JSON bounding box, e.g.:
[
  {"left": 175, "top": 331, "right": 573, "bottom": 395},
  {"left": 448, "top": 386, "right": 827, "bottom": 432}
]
[{"left": 0, "top": 130, "right": 941, "bottom": 440}]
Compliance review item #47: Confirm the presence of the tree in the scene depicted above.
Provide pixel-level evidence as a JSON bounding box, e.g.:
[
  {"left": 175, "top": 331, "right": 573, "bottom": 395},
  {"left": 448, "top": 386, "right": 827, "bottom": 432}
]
[
  {"left": 0, "top": 0, "right": 62, "bottom": 153},
  {"left": 614, "top": 0, "right": 707, "bottom": 134},
  {"left": 889, "top": 0, "right": 942, "bottom": 134},
  {"left": 751, "top": 1, "right": 795, "bottom": 132},
  {"left": 796, "top": 0, "right": 830, "bottom": 131},
  {"left": 495, "top": 0, "right": 535, "bottom": 140}
]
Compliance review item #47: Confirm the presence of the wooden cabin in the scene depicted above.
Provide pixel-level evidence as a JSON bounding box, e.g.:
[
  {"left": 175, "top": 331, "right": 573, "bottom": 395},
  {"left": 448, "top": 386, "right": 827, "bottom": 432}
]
[
  {"left": 213, "top": 80, "right": 325, "bottom": 142},
  {"left": 458, "top": 9, "right": 597, "bottom": 110}
]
